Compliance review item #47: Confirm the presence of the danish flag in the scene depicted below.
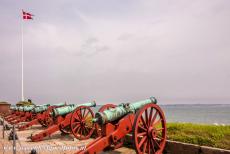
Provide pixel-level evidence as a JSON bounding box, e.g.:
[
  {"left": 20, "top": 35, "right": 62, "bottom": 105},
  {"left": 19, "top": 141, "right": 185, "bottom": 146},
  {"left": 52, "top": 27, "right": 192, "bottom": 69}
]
[{"left": 22, "top": 10, "right": 33, "bottom": 20}]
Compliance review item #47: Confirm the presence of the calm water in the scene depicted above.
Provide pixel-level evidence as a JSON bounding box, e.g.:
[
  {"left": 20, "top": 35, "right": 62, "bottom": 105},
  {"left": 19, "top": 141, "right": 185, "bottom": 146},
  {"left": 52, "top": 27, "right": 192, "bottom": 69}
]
[
  {"left": 94, "top": 104, "right": 230, "bottom": 125},
  {"left": 160, "top": 104, "right": 230, "bottom": 125}
]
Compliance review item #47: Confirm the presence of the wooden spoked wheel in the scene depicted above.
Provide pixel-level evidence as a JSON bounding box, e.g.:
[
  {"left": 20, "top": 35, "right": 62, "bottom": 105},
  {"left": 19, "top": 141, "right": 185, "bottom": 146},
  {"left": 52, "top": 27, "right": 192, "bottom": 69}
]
[
  {"left": 43, "top": 107, "right": 55, "bottom": 127},
  {"left": 96, "top": 104, "right": 117, "bottom": 136},
  {"left": 98, "top": 104, "right": 123, "bottom": 149},
  {"left": 70, "top": 106, "right": 95, "bottom": 140},
  {"left": 98, "top": 104, "right": 117, "bottom": 112},
  {"left": 133, "top": 103, "right": 166, "bottom": 154}
]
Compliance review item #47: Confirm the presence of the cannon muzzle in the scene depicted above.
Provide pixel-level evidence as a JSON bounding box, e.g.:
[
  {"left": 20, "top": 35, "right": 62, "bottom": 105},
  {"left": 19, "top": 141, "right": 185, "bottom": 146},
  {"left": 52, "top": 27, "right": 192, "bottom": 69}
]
[{"left": 93, "top": 97, "right": 157, "bottom": 125}]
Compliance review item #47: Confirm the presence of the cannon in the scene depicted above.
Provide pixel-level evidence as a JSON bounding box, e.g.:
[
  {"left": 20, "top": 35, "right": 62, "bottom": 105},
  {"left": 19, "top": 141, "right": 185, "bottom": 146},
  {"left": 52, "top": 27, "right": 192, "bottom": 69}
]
[
  {"left": 30, "top": 102, "right": 96, "bottom": 141},
  {"left": 30, "top": 102, "right": 116, "bottom": 142},
  {"left": 6, "top": 106, "right": 33, "bottom": 123},
  {"left": 32, "top": 104, "right": 50, "bottom": 113},
  {"left": 8, "top": 104, "right": 52, "bottom": 124},
  {"left": 76, "top": 97, "right": 167, "bottom": 154},
  {"left": 9, "top": 105, "right": 37, "bottom": 124},
  {"left": 14, "top": 103, "right": 65, "bottom": 126},
  {"left": 18, "top": 103, "right": 66, "bottom": 130}
]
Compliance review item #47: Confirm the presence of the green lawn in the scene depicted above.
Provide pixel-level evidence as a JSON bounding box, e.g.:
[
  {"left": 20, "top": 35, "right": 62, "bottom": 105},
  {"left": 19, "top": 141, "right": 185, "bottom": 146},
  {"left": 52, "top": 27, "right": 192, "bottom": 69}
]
[{"left": 167, "top": 123, "right": 230, "bottom": 150}]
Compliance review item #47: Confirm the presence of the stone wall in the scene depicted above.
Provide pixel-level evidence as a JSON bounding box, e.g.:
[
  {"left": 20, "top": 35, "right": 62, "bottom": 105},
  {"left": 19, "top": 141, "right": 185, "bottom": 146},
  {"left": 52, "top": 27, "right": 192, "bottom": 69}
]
[
  {"left": 164, "top": 140, "right": 230, "bottom": 154},
  {"left": 124, "top": 135, "right": 230, "bottom": 154}
]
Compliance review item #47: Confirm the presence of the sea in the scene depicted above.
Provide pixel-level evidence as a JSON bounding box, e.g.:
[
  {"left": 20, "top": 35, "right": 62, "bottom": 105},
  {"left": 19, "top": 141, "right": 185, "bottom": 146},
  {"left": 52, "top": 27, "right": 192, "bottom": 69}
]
[
  {"left": 160, "top": 104, "right": 230, "bottom": 125},
  {"left": 94, "top": 104, "right": 230, "bottom": 125}
]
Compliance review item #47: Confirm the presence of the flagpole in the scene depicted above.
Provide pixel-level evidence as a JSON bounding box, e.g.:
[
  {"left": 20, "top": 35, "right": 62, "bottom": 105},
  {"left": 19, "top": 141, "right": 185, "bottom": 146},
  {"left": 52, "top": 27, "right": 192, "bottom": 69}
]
[{"left": 21, "top": 13, "right": 24, "bottom": 102}]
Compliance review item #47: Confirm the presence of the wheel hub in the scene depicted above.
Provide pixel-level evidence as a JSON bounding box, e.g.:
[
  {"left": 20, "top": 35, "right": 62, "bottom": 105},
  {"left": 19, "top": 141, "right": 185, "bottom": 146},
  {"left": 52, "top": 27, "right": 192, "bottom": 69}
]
[
  {"left": 148, "top": 127, "right": 157, "bottom": 138},
  {"left": 80, "top": 120, "right": 85, "bottom": 126}
]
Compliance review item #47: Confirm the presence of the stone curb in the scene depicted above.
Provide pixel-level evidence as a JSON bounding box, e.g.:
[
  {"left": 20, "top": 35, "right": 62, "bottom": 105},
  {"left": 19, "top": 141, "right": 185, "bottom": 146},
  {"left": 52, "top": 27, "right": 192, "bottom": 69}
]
[
  {"left": 124, "top": 135, "right": 230, "bottom": 154},
  {"left": 164, "top": 140, "right": 230, "bottom": 154}
]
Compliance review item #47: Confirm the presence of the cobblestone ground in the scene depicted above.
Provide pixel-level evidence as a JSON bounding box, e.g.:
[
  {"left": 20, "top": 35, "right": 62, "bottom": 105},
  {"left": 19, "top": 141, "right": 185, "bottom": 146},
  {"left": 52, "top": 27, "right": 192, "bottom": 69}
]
[{"left": 0, "top": 124, "right": 135, "bottom": 154}]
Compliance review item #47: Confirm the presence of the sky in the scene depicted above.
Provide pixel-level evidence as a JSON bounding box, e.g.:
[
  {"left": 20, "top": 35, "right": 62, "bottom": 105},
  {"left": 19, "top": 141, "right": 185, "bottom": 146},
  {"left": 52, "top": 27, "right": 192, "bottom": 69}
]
[{"left": 0, "top": 0, "right": 230, "bottom": 105}]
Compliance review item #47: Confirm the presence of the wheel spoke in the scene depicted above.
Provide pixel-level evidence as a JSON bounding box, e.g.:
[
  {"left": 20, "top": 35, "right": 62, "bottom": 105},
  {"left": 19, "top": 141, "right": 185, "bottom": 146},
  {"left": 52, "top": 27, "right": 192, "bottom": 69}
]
[
  {"left": 150, "top": 111, "right": 158, "bottom": 126},
  {"left": 73, "top": 125, "right": 80, "bottom": 133},
  {"left": 153, "top": 119, "right": 161, "bottom": 127},
  {"left": 74, "top": 116, "right": 80, "bottom": 122},
  {"left": 150, "top": 138, "right": 156, "bottom": 153},
  {"left": 138, "top": 125, "right": 147, "bottom": 131},
  {"left": 80, "top": 126, "right": 83, "bottom": 138},
  {"left": 145, "top": 109, "right": 149, "bottom": 127},
  {"left": 143, "top": 141, "right": 147, "bottom": 154},
  {"left": 74, "top": 112, "right": 81, "bottom": 121},
  {"left": 82, "top": 126, "right": 86, "bottom": 136},
  {"left": 148, "top": 107, "right": 153, "bottom": 126},
  {"left": 76, "top": 125, "right": 81, "bottom": 135},
  {"left": 84, "top": 126, "right": 89, "bottom": 134},
  {"left": 137, "top": 132, "right": 147, "bottom": 137},
  {"left": 75, "top": 126, "right": 81, "bottom": 134},
  {"left": 73, "top": 121, "right": 80, "bottom": 128},
  {"left": 80, "top": 108, "right": 83, "bottom": 117},
  {"left": 138, "top": 136, "right": 147, "bottom": 148},
  {"left": 141, "top": 115, "right": 148, "bottom": 129},
  {"left": 156, "top": 128, "right": 164, "bottom": 131},
  {"left": 152, "top": 138, "right": 160, "bottom": 150},
  {"left": 83, "top": 126, "right": 86, "bottom": 136},
  {"left": 77, "top": 110, "right": 82, "bottom": 120},
  {"left": 82, "top": 109, "right": 86, "bottom": 117},
  {"left": 148, "top": 140, "right": 150, "bottom": 154},
  {"left": 73, "top": 121, "right": 80, "bottom": 124},
  {"left": 84, "top": 110, "right": 89, "bottom": 119},
  {"left": 155, "top": 136, "right": 163, "bottom": 140}
]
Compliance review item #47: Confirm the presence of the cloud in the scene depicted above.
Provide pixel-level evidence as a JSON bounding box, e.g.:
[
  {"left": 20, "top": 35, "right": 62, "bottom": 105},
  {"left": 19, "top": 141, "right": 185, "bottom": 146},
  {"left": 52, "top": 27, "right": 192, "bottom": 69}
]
[
  {"left": 68, "top": 37, "right": 110, "bottom": 57},
  {"left": 117, "top": 33, "right": 134, "bottom": 41},
  {"left": 85, "top": 37, "right": 99, "bottom": 44},
  {"left": 0, "top": 0, "right": 230, "bottom": 104}
]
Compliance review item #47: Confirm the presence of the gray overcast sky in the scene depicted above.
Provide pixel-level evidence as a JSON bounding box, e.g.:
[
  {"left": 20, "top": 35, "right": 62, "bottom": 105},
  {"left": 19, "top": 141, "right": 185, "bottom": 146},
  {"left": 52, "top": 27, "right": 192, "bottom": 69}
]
[{"left": 0, "top": 0, "right": 230, "bottom": 105}]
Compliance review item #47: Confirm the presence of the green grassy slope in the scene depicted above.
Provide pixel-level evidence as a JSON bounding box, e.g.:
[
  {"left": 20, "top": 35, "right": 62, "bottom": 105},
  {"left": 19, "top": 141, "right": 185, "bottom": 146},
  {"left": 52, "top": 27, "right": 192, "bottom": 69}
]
[{"left": 167, "top": 123, "right": 230, "bottom": 150}]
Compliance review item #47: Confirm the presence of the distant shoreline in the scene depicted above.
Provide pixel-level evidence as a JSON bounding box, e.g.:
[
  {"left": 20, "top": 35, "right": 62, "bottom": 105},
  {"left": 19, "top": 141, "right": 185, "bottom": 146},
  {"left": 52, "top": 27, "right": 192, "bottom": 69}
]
[{"left": 168, "top": 122, "right": 230, "bottom": 126}]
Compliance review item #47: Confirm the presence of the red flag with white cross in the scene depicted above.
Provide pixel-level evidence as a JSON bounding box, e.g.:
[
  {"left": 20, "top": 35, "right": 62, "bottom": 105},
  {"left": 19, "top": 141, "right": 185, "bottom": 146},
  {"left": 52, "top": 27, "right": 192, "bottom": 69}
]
[{"left": 22, "top": 10, "right": 34, "bottom": 20}]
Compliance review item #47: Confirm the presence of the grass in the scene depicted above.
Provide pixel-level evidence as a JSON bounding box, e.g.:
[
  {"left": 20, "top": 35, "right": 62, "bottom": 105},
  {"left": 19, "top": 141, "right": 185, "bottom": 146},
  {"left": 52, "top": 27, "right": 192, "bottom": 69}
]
[{"left": 167, "top": 123, "right": 230, "bottom": 150}]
